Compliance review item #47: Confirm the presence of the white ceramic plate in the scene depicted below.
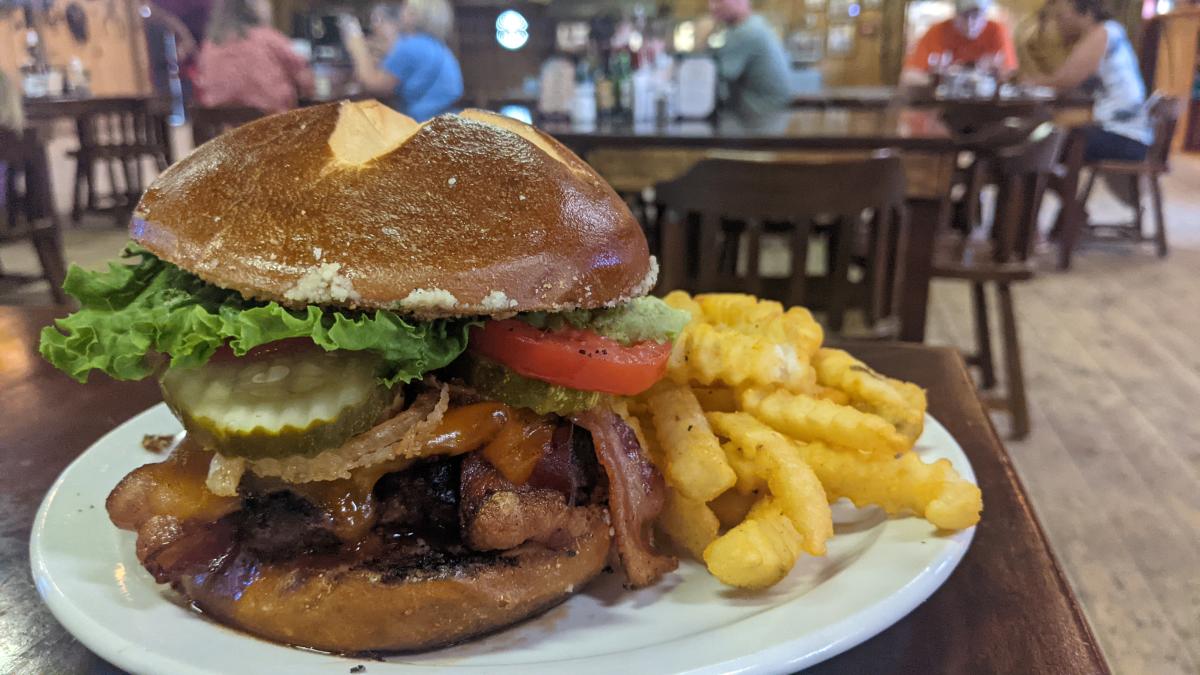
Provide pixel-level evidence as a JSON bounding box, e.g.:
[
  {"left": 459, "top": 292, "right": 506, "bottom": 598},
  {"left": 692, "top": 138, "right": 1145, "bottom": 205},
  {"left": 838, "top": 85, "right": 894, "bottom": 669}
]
[{"left": 31, "top": 403, "right": 976, "bottom": 675}]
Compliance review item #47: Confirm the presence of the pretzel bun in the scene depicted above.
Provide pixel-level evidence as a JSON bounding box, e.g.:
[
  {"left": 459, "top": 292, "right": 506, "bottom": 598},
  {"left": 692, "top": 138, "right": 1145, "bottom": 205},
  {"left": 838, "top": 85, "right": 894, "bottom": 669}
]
[{"left": 131, "top": 101, "right": 653, "bottom": 318}]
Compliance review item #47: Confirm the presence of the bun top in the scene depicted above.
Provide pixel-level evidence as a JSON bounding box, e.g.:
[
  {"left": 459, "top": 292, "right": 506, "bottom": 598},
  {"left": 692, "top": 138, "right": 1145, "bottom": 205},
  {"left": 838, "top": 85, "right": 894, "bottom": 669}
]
[{"left": 132, "top": 101, "right": 654, "bottom": 318}]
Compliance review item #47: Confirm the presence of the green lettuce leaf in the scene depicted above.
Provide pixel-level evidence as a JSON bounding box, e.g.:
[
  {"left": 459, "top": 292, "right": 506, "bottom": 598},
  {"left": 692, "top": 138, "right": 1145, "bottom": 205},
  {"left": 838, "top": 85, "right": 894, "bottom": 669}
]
[{"left": 39, "top": 245, "right": 474, "bottom": 384}]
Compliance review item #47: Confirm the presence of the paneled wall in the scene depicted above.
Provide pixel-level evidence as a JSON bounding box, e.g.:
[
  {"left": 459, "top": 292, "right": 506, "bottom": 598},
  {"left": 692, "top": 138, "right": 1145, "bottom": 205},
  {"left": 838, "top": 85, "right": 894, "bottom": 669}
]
[{"left": 0, "top": 1, "right": 150, "bottom": 95}]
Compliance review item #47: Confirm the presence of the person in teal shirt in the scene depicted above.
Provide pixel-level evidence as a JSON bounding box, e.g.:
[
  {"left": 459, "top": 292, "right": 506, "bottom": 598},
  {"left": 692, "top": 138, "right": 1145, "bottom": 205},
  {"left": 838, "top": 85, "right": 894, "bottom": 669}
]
[
  {"left": 340, "top": 0, "right": 463, "bottom": 121},
  {"left": 707, "top": 0, "right": 793, "bottom": 116}
]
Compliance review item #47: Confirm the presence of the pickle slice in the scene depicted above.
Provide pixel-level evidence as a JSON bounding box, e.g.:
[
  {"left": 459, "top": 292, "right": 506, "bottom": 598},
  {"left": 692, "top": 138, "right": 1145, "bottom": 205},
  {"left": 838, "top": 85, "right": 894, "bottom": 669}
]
[
  {"left": 468, "top": 355, "right": 601, "bottom": 416},
  {"left": 160, "top": 348, "right": 390, "bottom": 459}
]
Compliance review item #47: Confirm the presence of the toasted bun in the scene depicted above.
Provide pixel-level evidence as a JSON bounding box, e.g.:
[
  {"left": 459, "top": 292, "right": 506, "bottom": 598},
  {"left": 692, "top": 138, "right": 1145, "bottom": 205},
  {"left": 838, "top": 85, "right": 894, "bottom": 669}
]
[
  {"left": 177, "top": 506, "right": 611, "bottom": 653},
  {"left": 132, "top": 101, "right": 653, "bottom": 318}
]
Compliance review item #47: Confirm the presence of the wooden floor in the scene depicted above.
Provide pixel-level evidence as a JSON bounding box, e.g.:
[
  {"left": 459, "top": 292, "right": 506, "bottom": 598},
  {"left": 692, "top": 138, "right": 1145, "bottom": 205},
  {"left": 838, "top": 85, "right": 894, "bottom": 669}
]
[
  {"left": 3, "top": 153, "right": 1199, "bottom": 675},
  {"left": 925, "top": 157, "right": 1200, "bottom": 675}
]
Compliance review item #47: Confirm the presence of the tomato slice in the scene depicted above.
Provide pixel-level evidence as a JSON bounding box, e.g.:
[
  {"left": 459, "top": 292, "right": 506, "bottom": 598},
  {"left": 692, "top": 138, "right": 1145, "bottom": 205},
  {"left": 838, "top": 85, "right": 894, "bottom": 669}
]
[{"left": 469, "top": 319, "right": 671, "bottom": 396}]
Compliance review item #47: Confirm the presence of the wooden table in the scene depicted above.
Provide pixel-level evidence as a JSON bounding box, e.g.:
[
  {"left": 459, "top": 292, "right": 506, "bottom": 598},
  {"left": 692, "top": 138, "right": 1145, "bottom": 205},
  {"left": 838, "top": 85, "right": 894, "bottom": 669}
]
[
  {"left": 546, "top": 108, "right": 982, "bottom": 343},
  {"left": 0, "top": 306, "right": 1109, "bottom": 674},
  {"left": 791, "top": 85, "right": 1093, "bottom": 121},
  {"left": 22, "top": 95, "right": 174, "bottom": 122}
]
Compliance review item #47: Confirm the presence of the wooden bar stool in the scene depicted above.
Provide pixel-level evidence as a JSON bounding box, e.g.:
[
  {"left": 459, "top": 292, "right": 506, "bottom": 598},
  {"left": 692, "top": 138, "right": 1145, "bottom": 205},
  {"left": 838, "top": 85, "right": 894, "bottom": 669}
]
[
  {"left": 188, "top": 105, "right": 265, "bottom": 147},
  {"left": 1, "top": 128, "right": 68, "bottom": 304},
  {"left": 932, "top": 125, "right": 1064, "bottom": 439},
  {"left": 1076, "top": 95, "right": 1180, "bottom": 258},
  {"left": 653, "top": 152, "right": 909, "bottom": 339},
  {"left": 69, "top": 97, "right": 173, "bottom": 226}
]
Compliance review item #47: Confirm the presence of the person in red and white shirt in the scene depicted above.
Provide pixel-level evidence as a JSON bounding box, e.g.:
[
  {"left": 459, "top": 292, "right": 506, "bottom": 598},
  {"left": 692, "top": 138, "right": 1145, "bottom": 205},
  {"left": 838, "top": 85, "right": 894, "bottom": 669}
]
[{"left": 901, "top": 0, "right": 1018, "bottom": 86}]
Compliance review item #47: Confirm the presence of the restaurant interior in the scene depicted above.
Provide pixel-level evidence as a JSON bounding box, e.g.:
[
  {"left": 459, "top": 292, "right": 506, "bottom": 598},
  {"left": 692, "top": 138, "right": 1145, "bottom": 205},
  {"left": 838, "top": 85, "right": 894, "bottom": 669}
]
[{"left": 2, "top": 0, "right": 1198, "bottom": 672}]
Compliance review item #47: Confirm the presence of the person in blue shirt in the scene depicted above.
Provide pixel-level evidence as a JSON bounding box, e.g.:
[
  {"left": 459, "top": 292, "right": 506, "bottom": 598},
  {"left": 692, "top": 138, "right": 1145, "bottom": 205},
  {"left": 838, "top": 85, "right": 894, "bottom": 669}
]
[{"left": 340, "top": 0, "right": 463, "bottom": 121}]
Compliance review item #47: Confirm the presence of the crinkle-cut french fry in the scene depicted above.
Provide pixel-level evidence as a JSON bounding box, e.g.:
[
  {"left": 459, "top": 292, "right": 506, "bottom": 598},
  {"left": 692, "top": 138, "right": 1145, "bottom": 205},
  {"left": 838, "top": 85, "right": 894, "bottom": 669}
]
[
  {"left": 740, "top": 387, "right": 909, "bottom": 457},
  {"left": 708, "top": 488, "right": 758, "bottom": 529},
  {"left": 690, "top": 386, "right": 738, "bottom": 413},
  {"left": 797, "top": 439, "right": 982, "bottom": 530},
  {"left": 612, "top": 397, "right": 656, "bottom": 460},
  {"left": 703, "top": 496, "right": 803, "bottom": 589},
  {"left": 663, "top": 290, "right": 703, "bottom": 318},
  {"left": 722, "top": 440, "right": 766, "bottom": 496},
  {"left": 708, "top": 412, "right": 832, "bottom": 556},
  {"left": 692, "top": 294, "right": 823, "bottom": 360},
  {"left": 658, "top": 488, "right": 720, "bottom": 559},
  {"left": 778, "top": 307, "right": 824, "bottom": 359},
  {"left": 813, "top": 385, "right": 851, "bottom": 406},
  {"left": 813, "top": 348, "right": 926, "bottom": 443},
  {"left": 695, "top": 293, "right": 782, "bottom": 328},
  {"left": 888, "top": 377, "right": 929, "bottom": 420},
  {"left": 643, "top": 381, "right": 736, "bottom": 502},
  {"left": 669, "top": 323, "right": 816, "bottom": 393}
]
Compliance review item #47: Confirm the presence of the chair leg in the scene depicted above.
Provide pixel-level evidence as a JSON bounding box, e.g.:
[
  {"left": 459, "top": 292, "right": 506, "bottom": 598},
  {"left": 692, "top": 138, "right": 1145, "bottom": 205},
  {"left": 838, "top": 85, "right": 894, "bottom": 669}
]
[
  {"left": 1130, "top": 176, "right": 1144, "bottom": 238},
  {"left": 5, "top": 167, "right": 19, "bottom": 229},
  {"left": 971, "top": 282, "right": 997, "bottom": 390},
  {"left": 30, "top": 226, "right": 69, "bottom": 304},
  {"left": 1148, "top": 173, "right": 1168, "bottom": 258},
  {"left": 997, "top": 282, "right": 1030, "bottom": 439},
  {"left": 1079, "top": 168, "right": 1098, "bottom": 206},
  {"left": 70, "top": 157, "right": 87, "bottom": 224},
  {"left": 86, "top": 158, "right": 99, "bottom": 211}
]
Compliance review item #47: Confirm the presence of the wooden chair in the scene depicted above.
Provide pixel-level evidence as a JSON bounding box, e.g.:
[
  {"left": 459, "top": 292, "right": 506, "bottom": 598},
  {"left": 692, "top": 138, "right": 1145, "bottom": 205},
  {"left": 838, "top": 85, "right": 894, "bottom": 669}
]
[
  {"left": 68, "top": 97, "right": 174, "bottom": 226},
  {"left": 0, "top": 128, "right": 68, "bottom": 304},
  {"left": 653, "top": 152, "right": 909, "bottom": 338},
  {"left": 189, "top": 105, "right": 265, "bottom": 147},
  {"left": 1076, "top": 95, "right": 1180, "bottom": 257},
  {"left": 932, "top": 125, "right": 1065, "bottom": 439},
  {"left": 939, "top": 101, "right": 1053, "bottom": 234}
]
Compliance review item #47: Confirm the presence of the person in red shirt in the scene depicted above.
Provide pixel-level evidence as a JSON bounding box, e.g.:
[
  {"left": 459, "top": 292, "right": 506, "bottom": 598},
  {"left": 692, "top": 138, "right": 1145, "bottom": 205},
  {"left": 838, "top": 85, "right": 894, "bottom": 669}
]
[
  {"left": 901, "top": 0, "right": 1018, "bottom": 85},
  {"left": 192, "top": 0, "right": 314, "bottom": 113}
]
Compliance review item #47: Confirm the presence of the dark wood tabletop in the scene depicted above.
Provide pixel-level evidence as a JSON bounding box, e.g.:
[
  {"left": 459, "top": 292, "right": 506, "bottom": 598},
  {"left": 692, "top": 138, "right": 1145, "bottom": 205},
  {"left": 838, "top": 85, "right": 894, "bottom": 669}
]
[
  {"left": 0, "top": 306, "right": 1108, "bottom": 674},
  {"left": 21, "top": 95, "right": 175, "bottom": 122},
  {"left": 542, "top": 108, "right": 962, "bottom": 153},
  {"left": 789, "top": 85, "right": 1094, "bottom": 110}
]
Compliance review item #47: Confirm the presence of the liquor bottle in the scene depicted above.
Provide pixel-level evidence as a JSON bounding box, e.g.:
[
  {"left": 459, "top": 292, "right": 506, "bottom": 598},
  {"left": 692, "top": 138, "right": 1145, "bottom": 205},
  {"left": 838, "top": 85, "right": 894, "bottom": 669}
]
[
  {"left": 572, "top": 57, "right": 596, "bottom": 124},
  {"left": 594, "top": 50, "right": 615, "bottom": 120},
  {"left": 613, "top": 50, "right": 633, "bottom": 119}
]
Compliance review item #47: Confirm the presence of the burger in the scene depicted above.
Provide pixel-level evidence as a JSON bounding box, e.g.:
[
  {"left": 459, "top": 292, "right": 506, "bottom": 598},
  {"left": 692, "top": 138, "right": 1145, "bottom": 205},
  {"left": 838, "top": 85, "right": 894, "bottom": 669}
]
[{"left": 39, "top": 100, "right": 690, "bottom": 653}]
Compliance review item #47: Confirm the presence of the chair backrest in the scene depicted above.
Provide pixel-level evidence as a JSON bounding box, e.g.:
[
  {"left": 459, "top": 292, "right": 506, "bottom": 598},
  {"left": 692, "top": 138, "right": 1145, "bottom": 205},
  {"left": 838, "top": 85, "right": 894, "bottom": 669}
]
[
  {"left": 1145, "top": 93, "right": 1181, "bottom": 171},
  {"left": 74, "top": 97, "right": 173, "bottom": 162},
  {"left": 986, "top": 124, "right": 1064, "bottom": 264},
  {"left": 0, "top": 128, "right": 58, "bottom": 229},
  {"left": 189, "top": 105, "right": 265, "bottom": 147},
  {"left": 654, "top": 152, "right": 908, "bottom": 335}
]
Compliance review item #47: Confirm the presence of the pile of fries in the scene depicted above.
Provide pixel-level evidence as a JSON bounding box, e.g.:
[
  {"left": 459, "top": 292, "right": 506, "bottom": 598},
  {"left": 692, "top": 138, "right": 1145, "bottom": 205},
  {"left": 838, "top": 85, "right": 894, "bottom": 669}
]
[{"left": 617, "top": 292, "right": 982, "bottom": 589}]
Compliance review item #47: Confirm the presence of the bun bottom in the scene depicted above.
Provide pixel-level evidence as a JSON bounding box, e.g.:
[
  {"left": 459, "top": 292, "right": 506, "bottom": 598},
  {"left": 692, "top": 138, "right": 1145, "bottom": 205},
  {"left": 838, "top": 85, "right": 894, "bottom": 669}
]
[{"left": 176, "top": 505, "right": 611, "bottom": 653}]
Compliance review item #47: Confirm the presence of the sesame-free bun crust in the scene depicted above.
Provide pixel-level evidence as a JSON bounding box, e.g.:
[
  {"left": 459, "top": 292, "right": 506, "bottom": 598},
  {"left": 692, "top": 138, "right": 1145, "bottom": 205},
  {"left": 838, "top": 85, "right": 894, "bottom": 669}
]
[{"left": 132, "top": 102, "right": 653, "bottom": 318}]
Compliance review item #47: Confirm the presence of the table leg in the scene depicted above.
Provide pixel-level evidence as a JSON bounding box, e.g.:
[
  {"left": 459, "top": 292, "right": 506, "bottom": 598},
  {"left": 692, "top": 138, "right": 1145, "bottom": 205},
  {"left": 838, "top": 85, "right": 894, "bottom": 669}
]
[{"left": 899, "top": 196, "right": 946, "bottom": 342}]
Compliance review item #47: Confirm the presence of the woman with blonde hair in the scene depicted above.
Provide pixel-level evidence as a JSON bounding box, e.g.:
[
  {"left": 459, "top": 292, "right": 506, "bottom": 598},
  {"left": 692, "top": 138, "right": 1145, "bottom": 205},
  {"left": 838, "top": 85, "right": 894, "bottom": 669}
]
[
  {"left": 340, "top": 0, "right": 463, "bottom": 121},
  {"left": 193, "top": 0, "right": 314, "bottom": 113}
]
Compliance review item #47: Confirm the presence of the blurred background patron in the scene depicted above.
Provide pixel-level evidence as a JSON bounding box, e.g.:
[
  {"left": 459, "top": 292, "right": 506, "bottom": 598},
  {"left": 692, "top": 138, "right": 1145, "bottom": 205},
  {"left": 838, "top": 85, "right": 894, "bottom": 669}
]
[
  {"left": 193, "top": 0, "right": 314, "bottom": 113},
  {"left": 1027, "top": 0, "right": 1150, "bottom": 162},
  {"left": 706, "top": 0, "right": 791, "bottom": 116},
  {"left": 340, "top": 0, "right": 463, "bottom": 121},
  {"left": 901, "top": 0, "right": 1018, "bottom": 85},
  {"left": 1016, "top": 4, "right": 1074, "bottom": 78}
]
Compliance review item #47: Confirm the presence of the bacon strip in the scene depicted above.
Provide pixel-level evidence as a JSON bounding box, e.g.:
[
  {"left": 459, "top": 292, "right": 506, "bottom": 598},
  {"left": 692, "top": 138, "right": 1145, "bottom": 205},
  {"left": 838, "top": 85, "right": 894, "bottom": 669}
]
[
  {"left": 572, "top": 407, "right": 677, "bottom": 588},
  {"left": 460, "top": 454, "right": 591, "bottom": 551}
]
